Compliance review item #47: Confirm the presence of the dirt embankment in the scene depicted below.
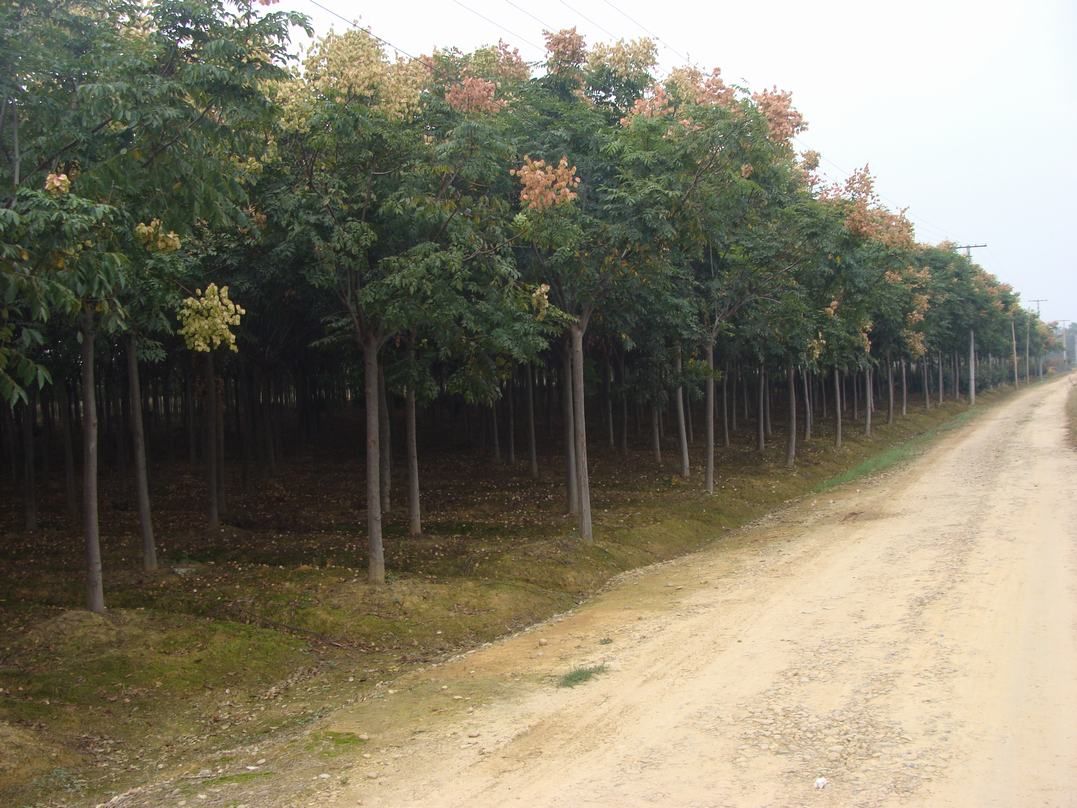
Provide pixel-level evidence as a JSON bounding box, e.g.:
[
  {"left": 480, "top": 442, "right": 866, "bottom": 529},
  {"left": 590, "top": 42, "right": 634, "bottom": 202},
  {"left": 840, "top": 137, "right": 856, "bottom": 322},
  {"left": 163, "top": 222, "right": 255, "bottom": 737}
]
[{"left": 317, "top": 379, "right": 1077, "bottom": 808}]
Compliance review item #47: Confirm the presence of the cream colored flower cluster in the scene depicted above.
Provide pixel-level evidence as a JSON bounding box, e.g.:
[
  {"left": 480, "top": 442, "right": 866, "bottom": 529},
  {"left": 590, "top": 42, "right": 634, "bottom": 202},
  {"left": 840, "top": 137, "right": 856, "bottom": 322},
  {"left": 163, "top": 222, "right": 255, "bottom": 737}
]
[
  {"left": 304, "top": 31, "right": 428, "bottom": 120},
  {"left": 135, "top": 219, "right": 181, "bottom": 253},
  {"left": 177, "top": 283, "right": 246, "bottom": 353},
  {"left": 45, "top": 173, "right": 71, "bottom": 196},
  {"left": 587, "top": 38, "right": 657, "bottom": 85}
]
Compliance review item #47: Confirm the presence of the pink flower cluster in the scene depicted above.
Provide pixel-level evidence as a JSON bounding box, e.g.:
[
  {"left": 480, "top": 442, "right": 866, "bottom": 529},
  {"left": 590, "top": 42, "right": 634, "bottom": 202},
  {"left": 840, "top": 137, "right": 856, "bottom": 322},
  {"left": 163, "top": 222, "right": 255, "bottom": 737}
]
[
  {"left": 751, "top": 87, "right": 806, "bottom": 145},
  {"left": 511, "top": 156, "right": 580, "bottom": 210},
  {"left": 544, "top": 28, "right": 587, "bottom": 74},
  {"left": 446, "top": 76, "right": 504, "bottom": 115},
  {"left": 619, "top": 85, "right": 672, "bottom": 125}
]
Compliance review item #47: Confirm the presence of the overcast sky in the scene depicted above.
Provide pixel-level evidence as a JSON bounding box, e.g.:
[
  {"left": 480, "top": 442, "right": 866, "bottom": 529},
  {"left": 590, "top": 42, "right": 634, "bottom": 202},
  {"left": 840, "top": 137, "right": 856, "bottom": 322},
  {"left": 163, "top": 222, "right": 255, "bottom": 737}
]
[{"left": 280, "top": 0, "right": 1076, "bottom": 324}]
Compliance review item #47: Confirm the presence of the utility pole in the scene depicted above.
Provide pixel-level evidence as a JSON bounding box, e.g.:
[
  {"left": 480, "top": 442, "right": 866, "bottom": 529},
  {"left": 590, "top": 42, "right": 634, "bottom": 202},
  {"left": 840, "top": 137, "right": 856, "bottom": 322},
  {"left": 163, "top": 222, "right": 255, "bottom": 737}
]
[
  {"left": 954, "top": 244, "right": 987, "bottom": 404},
  {"left": 1029, "top": 298, "right": 1047, "bottom": 316},
  {"left": 1061, "top": 320, "right": 1072, "bottom": 368},
  {"left": 1025, "top": 302, "right": 1046, "bottom": 382}
]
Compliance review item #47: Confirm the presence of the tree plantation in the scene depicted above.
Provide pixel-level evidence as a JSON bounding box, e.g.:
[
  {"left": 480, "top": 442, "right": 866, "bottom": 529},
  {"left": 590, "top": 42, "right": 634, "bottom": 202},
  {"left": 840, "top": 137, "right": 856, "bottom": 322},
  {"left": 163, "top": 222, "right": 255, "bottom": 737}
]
[{"left": 1, "top": 0, "right": 1061, "bottom": 619}]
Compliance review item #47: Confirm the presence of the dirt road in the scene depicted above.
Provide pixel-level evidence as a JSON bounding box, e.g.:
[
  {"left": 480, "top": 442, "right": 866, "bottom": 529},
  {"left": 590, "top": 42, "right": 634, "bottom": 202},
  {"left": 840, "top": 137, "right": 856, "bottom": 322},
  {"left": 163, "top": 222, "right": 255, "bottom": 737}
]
[{"left": 324, "top": 380, "right": 1077, "bottom": 808}]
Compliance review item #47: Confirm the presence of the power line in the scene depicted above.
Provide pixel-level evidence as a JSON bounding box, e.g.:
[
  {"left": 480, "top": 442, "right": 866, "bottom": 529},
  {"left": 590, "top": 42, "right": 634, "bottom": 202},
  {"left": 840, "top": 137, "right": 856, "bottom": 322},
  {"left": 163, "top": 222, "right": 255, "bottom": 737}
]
[
  {"left": 558, "top": 0, "right": 618, "bottom": 41},
  {"left": 502, "top": 0, "right": 555, "bottom": 32},
  {"left": 452, "top": 0, "right": 545, "bottom": 51},
  {"left": 306, "top": 0, "right": 419, "bottom": 61},
  {"left": 599, "top": 0, "right": 686, "bottom": 61}
]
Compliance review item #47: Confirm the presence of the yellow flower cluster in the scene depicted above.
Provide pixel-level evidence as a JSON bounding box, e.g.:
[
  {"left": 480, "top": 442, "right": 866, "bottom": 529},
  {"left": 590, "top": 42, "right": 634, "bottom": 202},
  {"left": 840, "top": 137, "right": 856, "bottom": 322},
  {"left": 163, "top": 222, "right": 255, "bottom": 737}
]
[
  {"left": 177, "top": 283, "right": 246, "bottom": 353},
  {"left": 587, "top": 38, "right": 657, "bottom": 84},
  {"left": 303, "top": 30, "right": 428, "bottom": 120},
  {"left": 135, "top": 219, "right": 181, "bottom": 253},
  {"left": 45, "top": 173, "right": 71, "bottom": 196},
  {"left": 531, "top": 282, "right": 551, "bottom": 320}
]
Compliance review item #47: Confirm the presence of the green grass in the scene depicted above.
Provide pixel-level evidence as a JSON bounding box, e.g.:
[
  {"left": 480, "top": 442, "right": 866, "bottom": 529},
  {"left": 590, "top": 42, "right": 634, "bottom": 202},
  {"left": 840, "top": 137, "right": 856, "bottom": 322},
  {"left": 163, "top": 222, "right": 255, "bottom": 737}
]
[
  {"left": 557, "top": 664, "right": 609, "bottom": 688},
  {"left": 815, "top": 407, "right": 979, "bottom": 491}
]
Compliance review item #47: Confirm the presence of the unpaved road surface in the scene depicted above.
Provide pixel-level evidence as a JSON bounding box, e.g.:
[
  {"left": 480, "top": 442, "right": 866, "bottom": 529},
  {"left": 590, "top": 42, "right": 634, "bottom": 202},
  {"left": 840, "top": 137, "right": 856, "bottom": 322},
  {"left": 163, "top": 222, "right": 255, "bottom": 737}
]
[{"left": 324, "top": 380, "right": 1077, "bottom": 807}]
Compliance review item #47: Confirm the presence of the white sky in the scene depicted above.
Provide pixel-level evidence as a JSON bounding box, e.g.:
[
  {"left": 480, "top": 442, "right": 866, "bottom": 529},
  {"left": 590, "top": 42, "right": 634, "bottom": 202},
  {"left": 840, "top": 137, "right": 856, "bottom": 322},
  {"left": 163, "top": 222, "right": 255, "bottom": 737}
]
[{"left": 280, "top": 0, "right": 1077, "bottom": 324}]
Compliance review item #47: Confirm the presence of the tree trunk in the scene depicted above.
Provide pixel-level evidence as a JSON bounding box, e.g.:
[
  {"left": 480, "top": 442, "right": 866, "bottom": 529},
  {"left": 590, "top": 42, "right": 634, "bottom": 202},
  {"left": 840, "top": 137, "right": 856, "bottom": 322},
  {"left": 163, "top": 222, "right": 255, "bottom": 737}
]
[
  {"left": 490, "top": 402, "right": 501, "bottom": 464},
  {"left": 561, "top": 339, "right": 578, "bottom": 515},
  {"left": 205, "top": 352, "right": 220, "bottom": 530},
  {"left": 900, "top": 359, "right": 907, "bottom": 416},
  {"left": 1011, "top": 319, "right": 1019, "bottom": 387},
  {"left": 60, "top": 380, "right": 78, "bottom": 520},
  {"left": 652, "top": 403, "right": 662, "bottom": 465},
  {"left": 937, "top": 353, "right": 944, "bottom": 405},
  {"left": 834, "top": 368, "right": 843, "bottom": 449},
  {"left": 618, "top": 350, "right": 629, "bottom": 456},
  {"left": 507, "top": 370, "right": 516, "bottom": 466},
  {"left": 363, "top": 335, "right": 385, "bottom": 583},
  {"left": 526, "top": 363, "right": 538, "bottom": 479},
  {"left": 569, "top": 322, "right": 593, "bottom": 542},
  {"left": 80, "top": 305, "right": 105, "bottom": 613},
  {"left": 674, "top": 346, "right": 689, "bottom": 479},
  {"left": 704, "top": 339, "right": 715, "bottom": 494},
  {"left": 378, "top": 366, "right": 391, "bottom": 511},
  {"left": 763, "top": 369, "right": 773, "bottom": 439},
  {"left": 406, "top": 380, "right": 421, "bottom": 538},
  {"left": 969, "top": 329, "right": 977, "bottom": 405},
  {"left": 865, "top": 366, "right": 873, "bottom": 436},
  {"left": 802, "top": 367, "right": 812, "bottom": 441},
  {"left": 127, "top": 335, "right": 157, "bottom": 571},
  {"left": 785, "top": 365, "right": 796, "bottom": 468},
  {"left": 604, "top": 355, "right": 614, "bottom": 450},
  {"left": 756, "top": 368, "right": 766, "bottom": 452},
  {"left": 887, "top": 357, "right": 895, "bottom": 425},
  {"left": 21, "top": 396, "right": 37, "bottom": 532},
  {"left": 922, "top": 359, "right": 931, "bottom": 409},
  {"left": 722, "top": 361, "right": 730, "bottom": 448}
]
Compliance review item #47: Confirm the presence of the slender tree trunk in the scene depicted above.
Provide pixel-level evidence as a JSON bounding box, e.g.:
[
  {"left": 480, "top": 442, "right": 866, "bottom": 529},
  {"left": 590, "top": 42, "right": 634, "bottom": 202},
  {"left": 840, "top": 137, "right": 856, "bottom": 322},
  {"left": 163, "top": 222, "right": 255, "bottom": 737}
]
[
  {"left": 922, "top": 359, "right": 931, "bottom": 409},
  {"left": 379, "top": 366, "right": 391, "bottom": 511},
  {"left": 675, "top": 345, "right": 689, "bottom": 479},
  {"left": 722, "top": 360, "right": 730, "bottom": 448},
  {"left": 756, "top": 368, "right": 766, "bottom": 452},
  {"left": 834, "top": 368, "right": 843, "bottom": 449},
  {"left": 405, "top": 381, "right": 421, "bottom": 538},
  {"left": 186, "top": 358, "right": 197, "bottom": 465},
  {"left": 604, "top": 355, "right": 614, "bottom": 450},
  {"left": 490, "top": 402, "right": 501, "bottom": 464},
  {"left": 865, "top": 366, "right": 873, "bottom": 436},
  {"left": 507, "top": 370, "right": 516, "bottom": 466},
  {"left": 205, "top": 352, "right": 220, "bottom": 530},
  {"left": 937, "top": 353, "right": 944, "bottom": 405},
  {"left": 526, "top": 363, "right": 538, "bottom": 479},
  {"left": 80, "top": 305, "right": 105, "bottom": 613},
  {"left": 900, "top": 359, "right": 907, "bottom": 416},
  {"left": 1025, "top": 320, "right": 1031, "bottom": 384},
  {"left": 730, "top": 366, "right": 738, "bottom": 435},
  {"left": 969, "top": 329, "right": 977, "bottom": 406},
  {"left": 704, "top": 339, "right": 715, "bottom": 494},
  {"left": 561, "top": 339, "right": 578, "bottom": 515},
  {"left": 618, "top": 350, "right": 629, "bottom": 456},
  {"left": 569, "top": 322, "right": 592, "bottom": 542},
  {"left": 785, "top": 365, "right": 796, "bottom": 468},
  {"left": 1011, "top": 319, "right": 1020, "bottom": 387},
  {"left": 652, "top": 403, "right": 662, "bottom": 465},
  {"left": 763, "top": 369, "right": 773, "bottom": 439},
  {"left": 60, "top": 380, "right": 77, "bottom": 520},
  {"left": 21, "top": 396, "right": 37, "bottom": 532},
  {"left": 803, "top": 367, "right": 812, "bottom": 441},
  {"left": 127, "top": 335, "right": 157, "bottom": 571},
  {"left": 216, "top": 366, "right": 226, "bottom": 517},
  {"left": 887, "top": 357, "right": 895, "bottom": 425},
  {"left": 363, "top": 335, "right": 385, "bottom": 583}
]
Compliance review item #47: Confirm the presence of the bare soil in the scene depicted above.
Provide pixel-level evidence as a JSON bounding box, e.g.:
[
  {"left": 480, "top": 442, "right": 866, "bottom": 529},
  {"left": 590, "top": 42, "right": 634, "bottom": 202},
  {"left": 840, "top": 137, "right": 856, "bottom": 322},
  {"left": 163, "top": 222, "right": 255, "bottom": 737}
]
[{"left": 315, "top": 379, "right": 1077, "bottom": 807}]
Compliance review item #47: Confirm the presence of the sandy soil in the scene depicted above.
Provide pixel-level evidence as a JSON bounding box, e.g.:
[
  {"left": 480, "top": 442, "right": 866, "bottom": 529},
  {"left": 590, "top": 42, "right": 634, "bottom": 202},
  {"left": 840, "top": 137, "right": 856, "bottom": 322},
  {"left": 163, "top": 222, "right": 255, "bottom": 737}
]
[{"left": 321, "top": 379, "right": 1077, "bottom": 808}]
